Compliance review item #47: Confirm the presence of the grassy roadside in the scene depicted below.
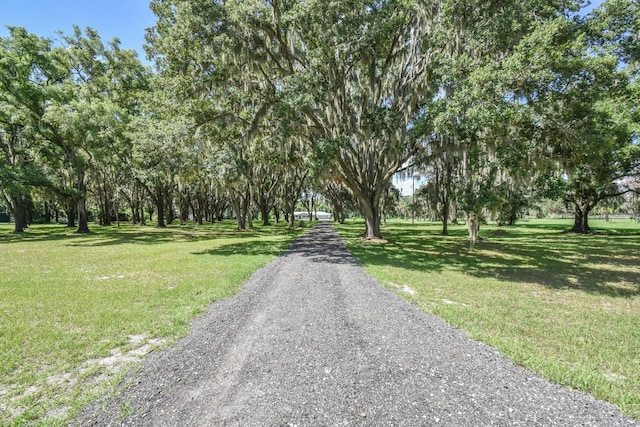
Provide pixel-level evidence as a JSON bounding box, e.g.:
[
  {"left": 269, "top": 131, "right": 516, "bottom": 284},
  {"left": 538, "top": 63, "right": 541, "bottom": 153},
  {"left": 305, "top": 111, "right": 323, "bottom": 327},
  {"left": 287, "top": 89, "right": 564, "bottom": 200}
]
[
  {"left": 0, "top": 221, "right": 309, "bottom": 425},
  {"left": 335, "top": 218, "right": 640, "bottom": 419}
]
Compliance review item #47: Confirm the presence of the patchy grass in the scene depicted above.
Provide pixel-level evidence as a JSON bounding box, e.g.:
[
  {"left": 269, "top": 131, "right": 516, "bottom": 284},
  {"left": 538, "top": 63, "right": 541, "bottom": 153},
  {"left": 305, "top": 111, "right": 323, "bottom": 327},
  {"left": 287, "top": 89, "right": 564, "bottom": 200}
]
[
  {"left": 335, "top": 218, "right": 640, "bottom": 420},
  {"left": 0, "top": 221, "right": 308, "bottom": 425}
]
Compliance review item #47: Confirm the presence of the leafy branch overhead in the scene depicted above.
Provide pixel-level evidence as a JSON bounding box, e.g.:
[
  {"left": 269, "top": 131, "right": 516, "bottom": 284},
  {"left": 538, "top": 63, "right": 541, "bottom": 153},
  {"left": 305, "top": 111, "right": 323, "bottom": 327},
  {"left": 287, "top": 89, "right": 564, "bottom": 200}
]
[{"left": 0, "top": 0, "right": 638, "bottom": 238}]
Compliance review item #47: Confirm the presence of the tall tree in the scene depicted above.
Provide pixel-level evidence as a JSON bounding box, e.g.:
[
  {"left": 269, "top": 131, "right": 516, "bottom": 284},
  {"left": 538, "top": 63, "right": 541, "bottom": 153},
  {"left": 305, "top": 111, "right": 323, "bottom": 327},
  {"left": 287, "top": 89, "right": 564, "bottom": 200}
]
[
  {"left": 146, "top": 0, "right": 442, "bottom": 238},
  {"left": 504, "top": 10, "right": 637, "bottom": 233},
  {"left": 131, "top": 79, "right": 192, "bottom": 228},
  {"left": 415, "top": 0, "right": 598, "bottom": 243},
  {"left": 0, "top": 28, "right": 60, "bottom": 232},
  {"left": 0, "top": 105, "right": 49, "bottom": 233},
  {"left": 1, "top": 26, "right": 147, "bottom": 233}
]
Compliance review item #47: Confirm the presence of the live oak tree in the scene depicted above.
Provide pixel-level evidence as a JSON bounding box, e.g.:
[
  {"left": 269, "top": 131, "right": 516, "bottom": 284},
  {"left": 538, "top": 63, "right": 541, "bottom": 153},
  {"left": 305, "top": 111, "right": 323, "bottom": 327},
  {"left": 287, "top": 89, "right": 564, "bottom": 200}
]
[
  {"left": 274, "top": 0, "right": 438, "bottom": 238},
  {"left": 146, "top": 0, "right": 440, "bottom": 239},
  {"left": 589, "top": 0, "right": 640, "bottom": 185},
  {"left": 0, "top": 103, "right": 49, "bottom": 233},
  {"left": 3, "top": 1, "right": 637, "bottom": 239},
  {"left": 0, "top": 29, "right": 59, "bottom": 232},
  {"left": 147, "top": 0, "right": 281, "bottom": 230},
  {"left": 87, "top": 43, "right": 149, "bottom": 227},
  {"left": 504, "top": 7, "right": 637, "bottom": 233},
  {"left": 417, "top": 0, "right": 633, "bottom": 242},
  {"left": 131, "top": 79, "right": 193, "bottom": 228},
  {"left": 1, "top": 26, "right": 148, "bottom": 233},
  {"left": 417, "top": 0, "right": 551, "bottom": 246}
]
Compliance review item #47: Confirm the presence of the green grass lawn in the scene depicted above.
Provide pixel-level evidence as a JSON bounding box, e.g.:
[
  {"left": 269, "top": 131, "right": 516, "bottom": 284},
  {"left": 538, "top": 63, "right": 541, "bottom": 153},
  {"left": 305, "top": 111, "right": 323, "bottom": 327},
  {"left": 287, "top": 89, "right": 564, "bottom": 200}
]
[
  {"left": 0, "top": 221, "right": 308, "bottom": 426},
  {"left": 335, "top": 218, "right": 640, "bottom": 420}
]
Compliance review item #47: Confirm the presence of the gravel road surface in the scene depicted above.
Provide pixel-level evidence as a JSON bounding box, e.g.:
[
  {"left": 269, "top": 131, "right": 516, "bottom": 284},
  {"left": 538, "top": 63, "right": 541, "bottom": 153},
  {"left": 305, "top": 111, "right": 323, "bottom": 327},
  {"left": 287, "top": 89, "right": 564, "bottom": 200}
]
[{"left": 77, "top": 222, "right": 635, "bottom": 426}]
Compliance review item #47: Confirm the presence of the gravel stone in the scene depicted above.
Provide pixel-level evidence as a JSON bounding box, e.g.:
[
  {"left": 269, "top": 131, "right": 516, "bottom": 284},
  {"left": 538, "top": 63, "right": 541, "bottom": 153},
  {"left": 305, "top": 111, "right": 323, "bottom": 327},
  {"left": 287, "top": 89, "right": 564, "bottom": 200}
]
[{"left": 75, "top": 222, "right": 636, "bottom": 426}]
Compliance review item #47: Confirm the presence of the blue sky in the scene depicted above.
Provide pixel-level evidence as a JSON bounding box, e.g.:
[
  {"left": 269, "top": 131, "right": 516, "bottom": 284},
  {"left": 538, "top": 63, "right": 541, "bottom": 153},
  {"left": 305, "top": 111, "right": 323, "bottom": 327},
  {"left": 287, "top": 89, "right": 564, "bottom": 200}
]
[{"left": 0, "top": 0, "right": 157, "bottom": 62}]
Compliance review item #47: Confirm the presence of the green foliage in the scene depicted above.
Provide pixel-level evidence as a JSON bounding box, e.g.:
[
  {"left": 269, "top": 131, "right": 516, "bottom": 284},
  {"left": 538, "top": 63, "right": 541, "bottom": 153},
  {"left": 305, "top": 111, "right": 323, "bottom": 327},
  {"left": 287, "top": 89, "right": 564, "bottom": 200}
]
[
  {"left": 3, "top": 1, "right": 640, "bottom": 238},
  {"left": 0, "top": 26, "right": 149, "bottom": 232}
]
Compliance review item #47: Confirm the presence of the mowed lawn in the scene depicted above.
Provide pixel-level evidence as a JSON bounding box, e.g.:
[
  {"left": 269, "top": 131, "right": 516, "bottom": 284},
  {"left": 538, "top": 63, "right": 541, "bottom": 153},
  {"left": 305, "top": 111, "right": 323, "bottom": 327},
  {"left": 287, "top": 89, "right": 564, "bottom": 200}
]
[
  {"left": 0, "top": 221, "right": 308, "bottom": 425},
  {"left": 336, "top": 218, "right": 640, "bottom": 420}
]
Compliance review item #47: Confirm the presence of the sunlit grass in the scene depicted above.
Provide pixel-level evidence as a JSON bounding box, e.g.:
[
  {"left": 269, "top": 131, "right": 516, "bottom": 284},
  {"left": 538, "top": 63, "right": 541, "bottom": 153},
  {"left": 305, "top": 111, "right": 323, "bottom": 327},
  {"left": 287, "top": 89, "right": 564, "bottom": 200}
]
[
  {"left": 336, "top": 218, "right": 640, "bottom": 419},
  {"left": 0, "top": 221, "right": 308, "bottom": 425}
]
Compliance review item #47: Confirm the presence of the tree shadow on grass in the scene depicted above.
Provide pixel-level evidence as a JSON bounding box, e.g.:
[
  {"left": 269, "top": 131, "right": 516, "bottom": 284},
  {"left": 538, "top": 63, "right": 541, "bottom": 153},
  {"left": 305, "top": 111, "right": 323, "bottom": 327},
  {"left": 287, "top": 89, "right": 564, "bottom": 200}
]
[
  {"left": 0, "top": 222, "right": 298, "bottom": 247},
  {"left": 339, "top": 223, "right": 640, "bottom": 299},
  {"left": 191, "top": 239, "right": 293, "bottom": 258}
]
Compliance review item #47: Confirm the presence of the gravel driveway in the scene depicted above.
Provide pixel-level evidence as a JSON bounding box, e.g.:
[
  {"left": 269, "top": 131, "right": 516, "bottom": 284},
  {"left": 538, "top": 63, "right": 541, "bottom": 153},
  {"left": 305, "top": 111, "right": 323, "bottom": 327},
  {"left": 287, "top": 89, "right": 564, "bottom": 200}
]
[{"left": 76, "top": 222, "right": 635, "bottom": 426}]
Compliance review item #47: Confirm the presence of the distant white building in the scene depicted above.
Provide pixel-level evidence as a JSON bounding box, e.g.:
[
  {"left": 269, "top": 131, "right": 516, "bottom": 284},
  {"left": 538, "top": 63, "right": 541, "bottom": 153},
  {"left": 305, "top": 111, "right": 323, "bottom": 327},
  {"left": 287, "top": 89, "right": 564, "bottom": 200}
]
[{"left": 294, "top": 211, "right": 332, "bottom": 221}]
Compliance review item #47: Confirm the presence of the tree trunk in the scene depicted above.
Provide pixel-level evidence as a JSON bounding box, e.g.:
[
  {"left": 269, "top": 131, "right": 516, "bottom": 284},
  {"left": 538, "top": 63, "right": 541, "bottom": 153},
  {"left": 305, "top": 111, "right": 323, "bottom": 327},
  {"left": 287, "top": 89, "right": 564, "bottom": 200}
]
[
  {"left": 131, "top": 199, "right": 140, "bottom": 225},
  {"left": 194, "top": 192, "right": 205, "bottom": 225},
  {"left": 364, "top": 210, "right": 382, "bottom": 238},
  {"left": 570, "top": 203, "right": 591, "bottom": 233},
  {"left": 66, "top": 201, "right": 76, "bottom": 228},
  {"left": 288, "top": 205, "right": 296, "bottom": 229},
  {"left": 194, "top": 196, "right": 204, "bottom": 225},
  {"left": 360, "top": 200, "right": 382, "bottom": 239},
  {"left": 313, "top": 197, "right": 318, "bottom": 221},
  {"left": 101, "top": 199, "right": 111, "bottom": 226},
  {"left": 244, "top": 188, "right": 253, "bottom": 230},
  {"left": 467, "top": 211, "right": 479, "bottom": 251},
  {"left": 99, "top": 180, "right": 111, "bottom": 226},
  {"left": 164, "top": 190, "right": 174, "bottom": 225},
  {"left": 248, "top": 210, "right": 254, "bottom": 229},
  {"left": 441, "top": 202, "right": 449, "bottom": 236},
  {"left": 77, "top": 197, "right": 90, "bottom": 233},
  {"left": 44, "top": 201, "right": 52, "bottom": 224},
  {"left": 155, "top": 187, "right": 166, "bottom": 228},
  {"left": 259, "top": 201, "right": 271, "bottom": 226},
  {"left": 5, "top": 194, "right": 28, "bottom": 233},
  {"left": 76, "top": 170, "right": 90, "bottom": 234},
  {"left": 357, "top": 191, "right": 383, "bottom": 239},
  {"left": 179, "top": 188, "right": 189, "bottom": 225},
  {"left": 233, "top": 198, "right": 246, "bottom": 230},
  {"left": 179, "top": 204, "right": 189, "bottom": 225}
]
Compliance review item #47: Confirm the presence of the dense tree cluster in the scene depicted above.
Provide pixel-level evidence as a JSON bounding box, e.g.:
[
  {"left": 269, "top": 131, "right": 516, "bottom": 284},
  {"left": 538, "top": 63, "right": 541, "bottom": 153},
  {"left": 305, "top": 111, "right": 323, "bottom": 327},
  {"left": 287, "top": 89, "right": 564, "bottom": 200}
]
[{"left": 1, "top": 0, "right": 638, "bottom": 239}]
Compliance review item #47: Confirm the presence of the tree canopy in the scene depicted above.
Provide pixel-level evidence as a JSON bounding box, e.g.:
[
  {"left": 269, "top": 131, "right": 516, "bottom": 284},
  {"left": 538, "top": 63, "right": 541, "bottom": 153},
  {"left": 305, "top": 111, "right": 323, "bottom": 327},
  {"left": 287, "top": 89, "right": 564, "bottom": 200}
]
[{"left": 0, "top": 0, "right": 638, "bottom": 238}]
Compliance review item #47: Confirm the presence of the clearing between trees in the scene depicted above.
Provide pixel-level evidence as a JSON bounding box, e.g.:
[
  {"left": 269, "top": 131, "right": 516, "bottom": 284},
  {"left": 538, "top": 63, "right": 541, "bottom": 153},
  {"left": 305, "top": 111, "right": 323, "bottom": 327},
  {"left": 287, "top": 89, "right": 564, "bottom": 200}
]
[{"left": 75, "top": 222, "right": 635, "bottom": 425}]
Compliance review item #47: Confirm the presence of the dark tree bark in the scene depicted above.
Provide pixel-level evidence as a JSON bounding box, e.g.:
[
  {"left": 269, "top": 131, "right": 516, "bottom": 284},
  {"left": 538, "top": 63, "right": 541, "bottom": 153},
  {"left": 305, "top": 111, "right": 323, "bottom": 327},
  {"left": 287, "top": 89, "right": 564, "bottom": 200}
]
[
  {"left": 98, "top": 179, "right": 111, "bottom": 226},
  {"left": 44, "top": 201, "right": 52, "bottom": 224},
  {"left": 155, "top": 187, "right": 166, "bottom": 228},
  {"left": 3, "top": 193, "right": 28, "bottom": 233},
  {"left": 259, "top": 203, "right": 271, "bottom": 226},
  {"left": 233, "top": 198, "right": 246, "bottom": 230},
  {"left": 441, "top": 202, "right": 449, "bottom": 236},
  {"left": 76, "top": 171, "right": 90, "bottom": 234},
  {"left": 354, "top": 188, "right": 383, "bottom": 239},
  {"left": 66, "top": 201, "right": 76, "bottom": 228},
  {"left": 274, "top": 206, "right": 281, "bottom": 224},
  {"left": 361, "top": 200, "right": 382, "bottom": 239},
  {"left": 570, "top": 203, "right": 592, "bottom": 234},
  {"left": 164, "top": 190, "right": 174, "bottom": 225}
]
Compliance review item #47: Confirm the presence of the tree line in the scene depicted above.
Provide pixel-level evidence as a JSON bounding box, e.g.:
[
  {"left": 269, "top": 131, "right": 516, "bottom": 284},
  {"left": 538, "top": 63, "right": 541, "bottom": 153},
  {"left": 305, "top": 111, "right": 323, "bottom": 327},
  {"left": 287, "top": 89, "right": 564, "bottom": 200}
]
[{"left": 1, "top": 0, "right": 638, "bottom": 242}]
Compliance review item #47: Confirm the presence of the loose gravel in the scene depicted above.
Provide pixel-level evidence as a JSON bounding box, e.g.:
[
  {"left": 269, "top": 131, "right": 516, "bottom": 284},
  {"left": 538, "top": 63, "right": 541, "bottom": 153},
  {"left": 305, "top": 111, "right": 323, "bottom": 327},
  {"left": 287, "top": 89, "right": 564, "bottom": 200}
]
[{"left": 76, "top": 222, "right": 636, "bottom": 426}]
